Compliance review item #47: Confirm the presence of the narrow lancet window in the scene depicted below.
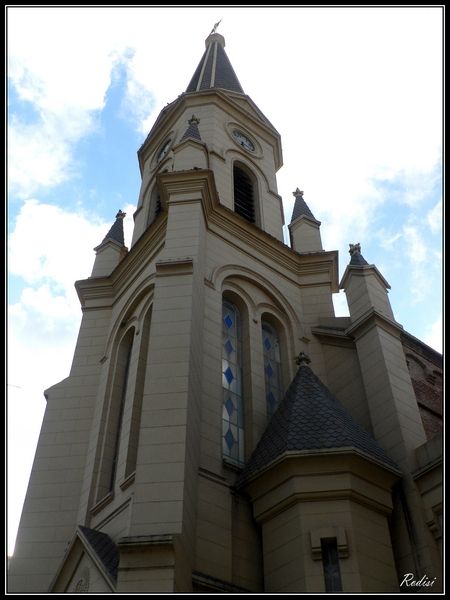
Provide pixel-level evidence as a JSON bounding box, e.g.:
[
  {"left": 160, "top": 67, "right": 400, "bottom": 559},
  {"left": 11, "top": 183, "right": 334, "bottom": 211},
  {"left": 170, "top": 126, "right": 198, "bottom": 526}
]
[
  {"left": 262, "top": 321, "right": 283, "bottom": 418},
  {"left": 321, "top": 538, "right": 343, "bottom": 592},
  {"left": 222, "top": 300, "right": 245, "bottom": 465},
  {"left": 104, "top": 328, "right": 134, "bottom": 495}
]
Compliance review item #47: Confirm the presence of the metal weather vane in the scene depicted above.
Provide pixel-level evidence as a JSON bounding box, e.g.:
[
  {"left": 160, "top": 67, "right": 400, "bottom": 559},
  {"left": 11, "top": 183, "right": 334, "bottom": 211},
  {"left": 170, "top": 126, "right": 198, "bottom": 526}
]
[{"left": 210, "top": 19, "right": 222, "bottom": 35}]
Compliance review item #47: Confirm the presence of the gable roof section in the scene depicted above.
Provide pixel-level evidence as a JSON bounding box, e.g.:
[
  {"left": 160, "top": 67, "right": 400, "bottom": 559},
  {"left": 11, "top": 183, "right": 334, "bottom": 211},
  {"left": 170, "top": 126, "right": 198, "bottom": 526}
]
[
  {"left": 78, "top": 526, "right": 119, "bottom": 582},
  {"left": 238, "top": 364, "right": 399, "bottom": 486},
  {"left": 49, "top": 525, "right": 119, "bottom": 592}
]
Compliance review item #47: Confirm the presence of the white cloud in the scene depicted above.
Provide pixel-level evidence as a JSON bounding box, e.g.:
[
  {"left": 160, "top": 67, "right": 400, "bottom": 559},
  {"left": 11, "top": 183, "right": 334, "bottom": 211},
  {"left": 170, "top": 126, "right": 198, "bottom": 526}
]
[
  {"left": 427, "top": 200, "right": 442, "bottom": 233},
  {"left": 8, "top": 199, "right": 135, "bottom": 554},
  {"left": 424, "top": 315, "right": 442, "bottom": 353}
]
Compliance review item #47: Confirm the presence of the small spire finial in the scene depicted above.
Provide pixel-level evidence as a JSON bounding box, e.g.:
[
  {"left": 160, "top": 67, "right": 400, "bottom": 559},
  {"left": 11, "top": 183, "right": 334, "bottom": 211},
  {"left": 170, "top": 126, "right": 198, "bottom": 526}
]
[
  {"left": 349, "top": 242, "right": 361, "bottom": 256},
  {"left": 188, "top": 114, "right": 200, "bottom": 125},
  {"left": 210, "top": 19, "right": 222, "bottom": 35},
  {"left": 115, "top": 210, "right": 126, "bottom": 220},
  {"left": 295, "top": 352, "right": 311, "bottom": 366},
  {"left": 293, "top": 188, "right": 304, "bottom": 198}
]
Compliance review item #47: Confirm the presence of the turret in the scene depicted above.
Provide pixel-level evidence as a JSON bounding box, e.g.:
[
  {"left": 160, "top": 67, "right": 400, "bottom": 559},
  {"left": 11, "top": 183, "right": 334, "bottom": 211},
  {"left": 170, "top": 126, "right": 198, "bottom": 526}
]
[
  {"left": 91, "top": 210, "right": 127, "bottom": 278},
  {"left": 288, "top": 189, "right": 323, "bottom": 252},
  {"left": 340, "top": 243, "right": 393, "bottom": 322}
]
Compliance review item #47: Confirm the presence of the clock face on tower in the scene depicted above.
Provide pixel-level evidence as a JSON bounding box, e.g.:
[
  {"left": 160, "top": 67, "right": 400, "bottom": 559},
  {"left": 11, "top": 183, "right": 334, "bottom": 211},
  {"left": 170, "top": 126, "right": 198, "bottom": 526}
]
[
  {"left": 232, "top": 129, "right": 255, "bottom": 152},
  {"left": 157, "top": 139, "right": 172, "bottom": 162}
]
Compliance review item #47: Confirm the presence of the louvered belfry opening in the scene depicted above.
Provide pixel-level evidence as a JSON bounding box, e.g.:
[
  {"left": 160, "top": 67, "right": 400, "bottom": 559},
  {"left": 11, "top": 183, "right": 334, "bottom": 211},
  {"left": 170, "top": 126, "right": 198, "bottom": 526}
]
[{"left": 233, "top": 165, "right": 255, "bottom": 224}]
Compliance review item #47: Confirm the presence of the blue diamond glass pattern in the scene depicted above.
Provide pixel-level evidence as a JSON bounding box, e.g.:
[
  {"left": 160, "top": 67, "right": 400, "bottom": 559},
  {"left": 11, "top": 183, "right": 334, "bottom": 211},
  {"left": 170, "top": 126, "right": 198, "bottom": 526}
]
[
  {"left": 264, "top": 337, "right": 272, "bottom": 351},
  {"left": 224, "top": 428, "right": 235, "bottom": 450},
  {"left": 224, "top": 314, "right": 233, "bottom": 329},
  {"left": 224, "top": 367, "right": 234, "bottom": 385},
  {"left": 265, "top": 362, "right": 274, "bottom": 378},
  {"left": 225, "top": 397, "right": 234, "bottom": 416},
  {"left": 224, "top": 339, "right": 234, "bottom": 355}
]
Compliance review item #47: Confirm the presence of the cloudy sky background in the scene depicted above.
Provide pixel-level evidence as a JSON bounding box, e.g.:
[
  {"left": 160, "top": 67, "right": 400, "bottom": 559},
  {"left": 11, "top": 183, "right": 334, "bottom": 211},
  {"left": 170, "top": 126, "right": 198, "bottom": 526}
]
[{"left": 7, "top": 6, "right": 443, "bottom": 555}]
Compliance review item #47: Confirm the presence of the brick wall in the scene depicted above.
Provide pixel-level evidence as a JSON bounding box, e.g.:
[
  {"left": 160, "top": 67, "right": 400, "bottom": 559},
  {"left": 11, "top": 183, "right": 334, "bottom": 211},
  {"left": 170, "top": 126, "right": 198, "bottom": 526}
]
[{"left": 401, "top": 332, "right": 442, "bottom": 440}]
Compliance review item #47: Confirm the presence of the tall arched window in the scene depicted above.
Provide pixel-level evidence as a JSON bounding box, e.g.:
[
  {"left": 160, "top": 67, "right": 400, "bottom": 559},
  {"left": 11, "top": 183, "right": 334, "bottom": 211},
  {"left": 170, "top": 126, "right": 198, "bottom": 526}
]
[
  {"left": 233, "top": 164, "right": 256, "bottom": 224},
  {"left": 222, "top": 300, "right": 245, "bottom": 465},
  {"left": 97, "top": 328, "right": 134, "bottom": 499},
  {"left": 124, "top": 307, "right": 152, "bottom": 479},
  {"left": 262, "top": 321, "right": 283, "bottom": 418}
]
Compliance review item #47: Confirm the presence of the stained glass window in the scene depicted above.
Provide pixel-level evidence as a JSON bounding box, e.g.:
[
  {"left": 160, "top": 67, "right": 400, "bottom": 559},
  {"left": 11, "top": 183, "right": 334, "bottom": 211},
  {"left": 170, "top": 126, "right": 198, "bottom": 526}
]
[
  {"left": 222, "top": 300, "right": 244, "bottom": 465},
  {"left": 262, "top": 321, "right": 283, "bottom": 418}
]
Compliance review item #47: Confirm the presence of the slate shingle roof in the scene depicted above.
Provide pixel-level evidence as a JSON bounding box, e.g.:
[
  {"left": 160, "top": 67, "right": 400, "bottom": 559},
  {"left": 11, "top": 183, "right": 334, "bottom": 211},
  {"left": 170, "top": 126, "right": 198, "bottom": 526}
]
[
  {"left": 349, "top": 250, "right": 369, "bottom": 266},
  {"left": 181, "top": 119, "right": 202, "bottom": 142},
  {"left": 186, "top": 34, "right": 244, "bottom": 94},
  {"left": 237, "top": 364, "right": 398, "bottom": 486},
  {"left": 291, "top": 195, "right": 317, "bottom": 222},
  {"left": 101, "top": 211, "right": 125, "bottom": 246},
  {"left": 78, "top": 526, "right": 119, "bottom": 581}
]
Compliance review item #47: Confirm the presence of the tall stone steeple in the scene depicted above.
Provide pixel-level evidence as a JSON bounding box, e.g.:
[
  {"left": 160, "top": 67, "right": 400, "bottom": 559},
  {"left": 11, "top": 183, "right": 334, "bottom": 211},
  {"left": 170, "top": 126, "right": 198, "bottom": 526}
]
[{"left": 131, "top": 30, "right": 285, "bottom": 246}]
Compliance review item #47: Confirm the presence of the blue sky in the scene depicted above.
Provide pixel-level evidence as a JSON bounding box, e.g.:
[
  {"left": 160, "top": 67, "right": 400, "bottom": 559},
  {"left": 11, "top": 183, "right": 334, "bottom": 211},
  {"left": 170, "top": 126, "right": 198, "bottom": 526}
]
[{"left": 7, "top": 6, "right": 442, "bottom": 555}]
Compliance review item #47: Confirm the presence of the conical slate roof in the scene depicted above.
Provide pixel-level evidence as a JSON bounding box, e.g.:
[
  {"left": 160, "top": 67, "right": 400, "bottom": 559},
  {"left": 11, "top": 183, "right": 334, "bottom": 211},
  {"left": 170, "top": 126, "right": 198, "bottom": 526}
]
[
  {"left": 100, "top": 210, "right": 126, "bottom": 246},
  {"left": 181, "top": 115, "right": 202, "bottom": 142},
  {"left": 237, "top": 363, "right": 398, "bottom": 486},
  {"left": 290, "top": 189, "right": 317, "bottom": 222},
  {"left": 349, "top": 249, "right": 369, "bottom": 266},
  {"left": 186, "top": 33, "right": 244, "bottom": 94}
]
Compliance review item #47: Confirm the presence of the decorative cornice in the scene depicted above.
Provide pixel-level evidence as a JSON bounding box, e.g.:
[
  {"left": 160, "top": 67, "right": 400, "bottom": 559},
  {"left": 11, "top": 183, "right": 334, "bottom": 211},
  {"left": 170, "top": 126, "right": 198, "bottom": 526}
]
[
  {"left": 155, "top": 257, "right": 194, "bottom": 276},
  {"left": 117, "top": 534, "right": 174, "bottom": 549},
  {"left": 75, "top": 216, "right": 166, "bottom": 308},
  {"left": 157, "top": 169, "right": 338, "bottom": 291},
  {"left": 345, "top": 307, "right": 404, "bottom": 341},
  {"left": 75, "top": 278, "right": 115, "bottom": 308},
  {"left": 289, "top": 213, "right": 322, "bottom": 229},
  {"left": 311, "top": 326, "right": 355, "bottom": 348},
  {"left": 340, "top": 262, "right": 391, "bottom": 291},
  {"left": 139, "top": 89, "right": 282, "bottom": 174}
]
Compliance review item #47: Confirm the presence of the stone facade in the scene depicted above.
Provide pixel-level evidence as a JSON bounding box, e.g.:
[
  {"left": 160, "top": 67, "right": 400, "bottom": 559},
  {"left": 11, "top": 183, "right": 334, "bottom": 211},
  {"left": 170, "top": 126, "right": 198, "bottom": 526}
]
[{"left": 9, "top": 32, "right": 442, "bottom": 593}]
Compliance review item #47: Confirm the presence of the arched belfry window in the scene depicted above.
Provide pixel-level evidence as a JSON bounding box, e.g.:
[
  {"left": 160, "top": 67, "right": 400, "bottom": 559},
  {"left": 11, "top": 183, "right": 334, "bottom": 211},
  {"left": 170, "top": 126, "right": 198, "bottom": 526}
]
[
  {"left": 262, "top": 320, "right": 283, "bottom": 418},
  {"left": 233, "top": 164, "right": 256, "bottom": 224},
  {"left": 222, "top": 300, "right": 245, "bottom": 465}
]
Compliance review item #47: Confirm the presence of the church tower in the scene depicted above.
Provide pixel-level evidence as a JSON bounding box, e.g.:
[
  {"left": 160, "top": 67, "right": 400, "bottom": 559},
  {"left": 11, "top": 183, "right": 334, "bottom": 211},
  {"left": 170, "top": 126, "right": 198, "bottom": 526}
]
[{"left": 9, "top": 32, "right": 442, "bottom": 593}]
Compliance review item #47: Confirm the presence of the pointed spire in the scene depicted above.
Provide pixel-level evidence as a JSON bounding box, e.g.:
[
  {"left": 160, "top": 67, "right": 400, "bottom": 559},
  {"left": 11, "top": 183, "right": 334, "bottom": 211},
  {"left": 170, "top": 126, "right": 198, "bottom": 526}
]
[
  {"left": 186, "top": 32, "right": 244, "bottom": 94},
  {"left": 290, "top": 188, "right": 317, "bottom": 222},
  {"left": 237, "top": 363, "right": 398, "bottom": 486},
  {"left": 348, "top": 242, "right": 369, "bottom": 266},
  {"left": 181, "top": 114, "right": 202, "bottom": 142},
  {"left": 101, "top": 210, "right": 126, "bottom": 246}
]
